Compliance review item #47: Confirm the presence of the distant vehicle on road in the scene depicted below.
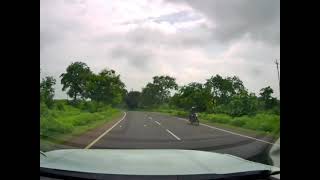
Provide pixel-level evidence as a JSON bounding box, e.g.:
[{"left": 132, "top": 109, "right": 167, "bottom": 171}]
[{"left": 189, "top": 107, "right": 200, "bottom": 126}]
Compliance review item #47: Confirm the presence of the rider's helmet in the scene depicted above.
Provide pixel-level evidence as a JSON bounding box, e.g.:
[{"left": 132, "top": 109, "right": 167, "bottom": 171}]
[{"left": 191, "top": 106, "right": 196, "bottom": 112}]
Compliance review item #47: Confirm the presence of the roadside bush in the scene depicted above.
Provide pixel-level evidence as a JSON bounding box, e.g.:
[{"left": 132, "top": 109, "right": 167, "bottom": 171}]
[
  {"left": 242, "top": 113, "right": 279, "bottom": 134},
  {"left": 205, "top": 114, "right": 232, "bottom": 124},
  {"left": 40, "top": 100, "right": 121, "bottom": 143},
  {"left": 74, "top": 101, "right": 85, "bottom": 110},
  {"left": 270, "top": 105, "right": 280, "bottom": 115},
  {"left": 214, "top": 105, "right": 228, "bottom": 114},
  {"left": 40, "top": 115, "right": 73, "bottom": 137},
  {"left": 67, "top": 99, "right": 79, "bottom": 106},
  {"left": 88, "top": 103, "right": 95, "bottom": 111},
  {"left": 198, "top": 111, "right": 279, "bottom": 135},
  {"left": 230, "top": 117, "right": 246, "bottom": 127},
  {"left": 77, "top": 101, "right": 101, "bottom": 113},
  {"left": 40, "top": 101, "right": 49, "bottom": 116},
  {"left": 72, "top": 113, "right": 99, "bottom": 126},
  {"left": 56, "top": 102, "right": 65, "bottom": 111},
  {"left": 257, "top": 122, "right": 273, "bottom": 132},
  {"left": 175, "top": 111, "right": 188, "bottom": 117}
]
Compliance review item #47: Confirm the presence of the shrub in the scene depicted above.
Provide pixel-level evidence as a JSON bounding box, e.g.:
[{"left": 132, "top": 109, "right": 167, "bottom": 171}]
[
  {"left": 40, "top": 101, "right": 49, "bottom": 116},
  {"left": 230, "top": 117, "right": 246, "bottom": 127},
  {"left": 242, "top": 113, "right": 279, "bottom": 133},
  {"left": 271, "top": 105, "right": 280, "bottom": 115},
  {"left": 198, "top": 112, "right": 279, "bottom": 135},
  {"left": 56, "top": 102, "right": 65, "bottom": 111},
  {"left": 41, "top": 115, "right": 73, "bottom": 137},
  {"left": 176, "top": 111, "right": 188, "bottom": 117},
  {"left": 77, "top": 101, "right": 101, "bottom": 113},
  {"left": 205, "top": 114, "right": 232, "bottom": 124}
]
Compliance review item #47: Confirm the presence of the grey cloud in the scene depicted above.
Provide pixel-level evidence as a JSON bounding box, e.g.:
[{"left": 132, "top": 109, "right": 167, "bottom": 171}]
[
  {"left": 153, "top": 10, "right": 202, "bottom": 24},
  {"left": 110, "top": 45, "right": 154, "bottom": 70},
  {"left": 40, "top": 0, "right": 88, "bottom": 51},
  {"left": 64, "top": 0, "right": 86, "bottom": 4},
  {"left": 251, "top": 68, "right": 262, "bottom": 76},
  {"left": 40, "top": 31, "right": 57, "bottom": 51},
  {"left": 125, "top": 26, "right": 212, "bottom": 48},
  {"left": 41, "top": 0, "right": 280, "bottom": 99},
  {"left": 120, "top": 10, "right": 202, "bottom": 25},
  {"left": 91, "top": 25, "right": 212, "bottom": 50},
  {"left": 40, "top": 26, "right": 67, "bottom": 51},
  {"left": 166, "top": 0, "right": 280, "bottom": 45},
  {"left": 63, "top": 0, "right": 88, "bottom": 15},
  {"left": 40, "top": 23, "right": 71, "bottom": 51}
]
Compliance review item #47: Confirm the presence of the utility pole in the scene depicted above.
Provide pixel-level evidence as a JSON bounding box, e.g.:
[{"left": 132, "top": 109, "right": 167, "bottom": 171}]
[{"left": 275, "top": 59, "right": 280, "bottom": 94}]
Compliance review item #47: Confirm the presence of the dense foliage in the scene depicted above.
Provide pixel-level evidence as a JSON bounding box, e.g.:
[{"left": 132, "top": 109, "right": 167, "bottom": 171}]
[{"left": 40, "top": 61, "right": 279, "bottom": 138}]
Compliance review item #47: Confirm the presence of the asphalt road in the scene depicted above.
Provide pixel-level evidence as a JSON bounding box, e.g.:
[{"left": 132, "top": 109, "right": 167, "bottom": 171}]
[
  {"left": 41, "top": 111, "right": 279, "bottom": 179},
  {"left": 88, "top": 111, "right": 277, "bottom": 162}
]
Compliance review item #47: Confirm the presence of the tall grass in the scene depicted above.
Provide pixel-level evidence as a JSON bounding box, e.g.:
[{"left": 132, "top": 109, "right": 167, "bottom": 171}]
[
  {"left": 145, "top": 107, "right": 280, "bottom": 137},
  {"left": 40, "top": 100, "right": 121, "bottom": 141},
  {"left": 199, "top": 113, "right": 280, "bottom": 136}
]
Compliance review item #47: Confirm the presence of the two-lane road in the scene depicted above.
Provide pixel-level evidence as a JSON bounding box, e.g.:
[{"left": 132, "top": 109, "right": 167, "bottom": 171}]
[{"left": 86, "top": 111, "right": 277, "bottom": 163}]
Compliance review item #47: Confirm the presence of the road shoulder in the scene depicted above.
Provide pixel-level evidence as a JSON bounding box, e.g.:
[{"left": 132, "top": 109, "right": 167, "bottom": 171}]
[
  {"left": 42, "top": 112, "right": 125, "bottom": 151},
  {"left": 147, "top": 111, "right": 277, "bottom": 143}
]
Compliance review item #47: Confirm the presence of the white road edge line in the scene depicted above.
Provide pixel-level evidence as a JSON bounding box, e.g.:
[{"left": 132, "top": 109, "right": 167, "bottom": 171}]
[
  {"left": 154, "top": 121, "right": 161, "bottom": 125},
  {"left": 178, "top": 117, "right": 279, "bottom": 147},
  {"left": 166, "top": 129, "right": 181, "bottom": 141},
  {"left": 84, "top": 112, "right": 127, "bottom": 149}
]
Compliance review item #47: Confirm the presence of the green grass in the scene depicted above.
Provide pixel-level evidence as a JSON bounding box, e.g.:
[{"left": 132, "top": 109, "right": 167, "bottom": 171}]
[
  {"left": 142, "top": 107, "right": 280, "bottom": 138},
  {"left": 40, "top": 101, "right": 122, "bottom": 146},
  {"left": 199, "top": 118, "right": 278, "bottom": 139},
  {"left": 144, "top": 107, "right": 189, "bottom": 117}
]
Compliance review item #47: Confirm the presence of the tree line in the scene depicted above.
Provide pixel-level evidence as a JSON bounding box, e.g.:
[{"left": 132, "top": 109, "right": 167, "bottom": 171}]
[
  {"left": 126, "top": 74, "right": 279, "bottom": 116},
  {"left": 41, "top": 61, "right": 279, "bottom": 117}
]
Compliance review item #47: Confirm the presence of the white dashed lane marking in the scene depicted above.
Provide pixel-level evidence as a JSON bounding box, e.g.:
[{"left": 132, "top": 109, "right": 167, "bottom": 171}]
[{"left": 166, "top": 129, "right": 181, "bottom": 141}]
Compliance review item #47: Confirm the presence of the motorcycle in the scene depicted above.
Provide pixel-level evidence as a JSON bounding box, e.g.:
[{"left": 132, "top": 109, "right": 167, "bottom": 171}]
[{"left": 189, "top": 112, "right": 199, "bottom": 126}]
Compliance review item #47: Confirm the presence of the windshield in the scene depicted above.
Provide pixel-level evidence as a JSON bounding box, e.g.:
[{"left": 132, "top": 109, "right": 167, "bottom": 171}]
[{"left": 40, "top": 0, "right": 280, "bottom": 179}]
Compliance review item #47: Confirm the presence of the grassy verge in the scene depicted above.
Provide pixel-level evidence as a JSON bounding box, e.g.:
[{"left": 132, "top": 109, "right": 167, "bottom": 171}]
[
  {"left": 141, "top": 107, "right": 280, "bottom": 139},
  {"left": 40, "top": 100, "right": 122, "bottom": 149}
]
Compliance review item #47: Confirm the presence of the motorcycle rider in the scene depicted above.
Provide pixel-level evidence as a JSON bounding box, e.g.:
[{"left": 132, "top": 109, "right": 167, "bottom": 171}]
[
  {"left": 189, "top": 106, "right": 198, "bottom": 124},
  {"left": 191, "top": 106, "right": 196, "bottom": 115}
]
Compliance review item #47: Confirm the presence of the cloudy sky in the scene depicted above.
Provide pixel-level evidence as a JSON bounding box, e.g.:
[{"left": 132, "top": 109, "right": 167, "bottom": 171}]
[{"left": 40, "top": 0, "right": 280, "bottom": 99}]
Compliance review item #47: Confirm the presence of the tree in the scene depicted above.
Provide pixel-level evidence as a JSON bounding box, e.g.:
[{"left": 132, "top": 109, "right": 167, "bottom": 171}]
[
  {"left": 152, "top": 76, "right": 178, "bottom": 103},
  {"left": 40, "top": 76, "right": 56, "bottom": 108},
  {"left": 141, "top": 75, "right": 178, "bottom": 106},
  {"left": 259, "top": 86, "right": 273, "bottom": 100},
  {"left": 226, "top": 91, "right": 258, "bottom": 116},
  {"left": 171, "top": 82, "right": 212, "bottom": 112},
  {"left": 259, "top": 86, "right": 278, "bottom": 109},
  {"left": 228, "top": 76, "right": 245, "bottom": 95},
  {"left": 205, "top": 75, "right": 245, "bottom": 108},
  {"left": 125, "top": 91, "right": 141, "bottom": 109},
  {"left": 86, "top": 68, "right": 126, "bottom": 105},
  {"left": 60, "top": 62, "right": 92, "bottom": 102},
  {"left": 141, "top": 83, "right": 158, "bottom": 107}
]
